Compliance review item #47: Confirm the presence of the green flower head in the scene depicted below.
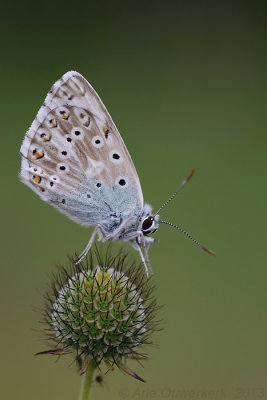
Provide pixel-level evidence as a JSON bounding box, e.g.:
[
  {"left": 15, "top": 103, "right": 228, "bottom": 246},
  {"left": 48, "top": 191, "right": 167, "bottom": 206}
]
[{"left": 37, "top": 247, "right": 159, "bottom": 382}]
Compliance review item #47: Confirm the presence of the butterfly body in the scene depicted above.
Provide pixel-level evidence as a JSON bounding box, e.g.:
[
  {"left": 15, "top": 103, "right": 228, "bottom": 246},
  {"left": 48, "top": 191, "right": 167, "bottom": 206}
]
[{"left": 20, "top": 71, "right": 158, "bottom": 276}]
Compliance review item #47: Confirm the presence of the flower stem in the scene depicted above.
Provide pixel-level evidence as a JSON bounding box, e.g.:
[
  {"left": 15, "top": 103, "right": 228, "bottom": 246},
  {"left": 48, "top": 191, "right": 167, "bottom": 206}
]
[{"left": 79, "top": 361, "right": 96, "bottom": 400}]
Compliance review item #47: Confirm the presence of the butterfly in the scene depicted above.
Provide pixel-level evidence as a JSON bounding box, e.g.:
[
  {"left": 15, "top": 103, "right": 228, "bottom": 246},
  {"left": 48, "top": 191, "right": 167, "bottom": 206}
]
[{"left": 20, "top": 71, "right": 215, "bottom": 277}]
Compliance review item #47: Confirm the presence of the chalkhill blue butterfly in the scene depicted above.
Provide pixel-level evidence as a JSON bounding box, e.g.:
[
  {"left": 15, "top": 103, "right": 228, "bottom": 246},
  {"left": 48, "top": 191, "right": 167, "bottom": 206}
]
[{"left": 20, "top": 71, "right": 215, "bottom": 276}]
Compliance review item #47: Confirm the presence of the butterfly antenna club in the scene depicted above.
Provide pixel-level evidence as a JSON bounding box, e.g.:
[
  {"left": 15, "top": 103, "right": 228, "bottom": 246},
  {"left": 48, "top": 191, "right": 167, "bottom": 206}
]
[{"left": 159, "top": 220, "right": 216, "bottom": 256}]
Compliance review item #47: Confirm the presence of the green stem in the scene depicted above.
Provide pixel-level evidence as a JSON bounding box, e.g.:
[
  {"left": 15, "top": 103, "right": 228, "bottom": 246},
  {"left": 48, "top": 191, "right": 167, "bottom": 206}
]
[{"left": 79, "top": 361, "right": 96, "bottom": 400}]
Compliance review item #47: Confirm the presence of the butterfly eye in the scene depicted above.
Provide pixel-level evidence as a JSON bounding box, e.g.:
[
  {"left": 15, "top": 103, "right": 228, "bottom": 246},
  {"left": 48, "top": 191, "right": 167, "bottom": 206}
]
[{"left": 142, "top": 216, "right": 155, "bottom": 234}]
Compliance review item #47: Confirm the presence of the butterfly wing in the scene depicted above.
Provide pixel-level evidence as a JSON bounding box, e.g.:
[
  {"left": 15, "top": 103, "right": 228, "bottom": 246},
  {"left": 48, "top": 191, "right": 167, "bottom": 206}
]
[{"left": 20, "top": 71, "right": 144, "bottom": 228}]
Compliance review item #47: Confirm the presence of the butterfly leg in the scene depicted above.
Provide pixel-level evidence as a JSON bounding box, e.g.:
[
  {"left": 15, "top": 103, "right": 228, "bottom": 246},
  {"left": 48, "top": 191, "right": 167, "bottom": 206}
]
[
  {"left": 144, "top": 243, "right": 153, "bottom": 276},
  {"left": 136, "top": 245, "right": 150, "bottom": 278},
  {"left": 75, "top": 227, "right": 98, "bottom": 265}
]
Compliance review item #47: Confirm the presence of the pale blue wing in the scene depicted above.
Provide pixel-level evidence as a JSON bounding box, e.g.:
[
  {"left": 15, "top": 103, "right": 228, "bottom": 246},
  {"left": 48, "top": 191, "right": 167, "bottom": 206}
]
[{"left": 20, "top": 71, "right": 144, "bottom": 229}]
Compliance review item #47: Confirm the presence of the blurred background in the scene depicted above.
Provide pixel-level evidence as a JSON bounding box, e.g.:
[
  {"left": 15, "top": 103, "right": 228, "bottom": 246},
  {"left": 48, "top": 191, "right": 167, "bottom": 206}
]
[{"left": 1, "top": 1, "right": 266, "bottom": 398}]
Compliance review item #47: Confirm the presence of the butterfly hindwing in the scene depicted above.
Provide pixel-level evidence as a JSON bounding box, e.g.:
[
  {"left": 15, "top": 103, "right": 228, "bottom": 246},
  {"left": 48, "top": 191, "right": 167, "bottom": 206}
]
[{"left": 20, "top": 71, "right": 144, "bottom": 227}]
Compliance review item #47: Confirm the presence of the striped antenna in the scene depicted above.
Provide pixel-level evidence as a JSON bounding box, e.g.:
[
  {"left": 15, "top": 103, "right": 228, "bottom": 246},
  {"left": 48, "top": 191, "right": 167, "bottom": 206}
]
[
  {"left": 159, "top": 220, "right": 216, "bottom": 256},
  {"left": 154, "top": 169, "right": 195, "bottom": 217}
]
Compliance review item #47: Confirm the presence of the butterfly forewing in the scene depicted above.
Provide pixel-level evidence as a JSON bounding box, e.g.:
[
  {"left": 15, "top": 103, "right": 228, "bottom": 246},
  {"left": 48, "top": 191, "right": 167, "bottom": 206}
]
[{"left": 20, "top": 71, "right": 144, "bottom": 226}]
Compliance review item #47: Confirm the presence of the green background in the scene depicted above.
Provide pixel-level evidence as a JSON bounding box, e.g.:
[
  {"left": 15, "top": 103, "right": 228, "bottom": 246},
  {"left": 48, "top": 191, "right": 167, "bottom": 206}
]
[{"left": 1, "top": 1, "right": 266, "bottom": 399}]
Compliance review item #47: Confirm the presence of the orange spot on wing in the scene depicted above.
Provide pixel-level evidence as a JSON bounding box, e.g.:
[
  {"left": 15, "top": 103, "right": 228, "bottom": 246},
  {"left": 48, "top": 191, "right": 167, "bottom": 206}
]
[
  {"left": 62, "top": 113, "right": 69, "bottom": 120},
  {"left": 39, "top": 187, "right": 45, "bottom": 192},
  {"left": 35, "top": 151, "right": 44, "bottom": 159},
  {"left": 33, "top": 176, "right": 41, "bottom": 184},
  {"left": 52, "top": 120, "right": 57, "bottom": 127},
  {"left": 103, "top": 125, "right": 109, "bottom": 134},
  {"left": 44, "top": 136, "right": 51, "bottom": 141}
]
